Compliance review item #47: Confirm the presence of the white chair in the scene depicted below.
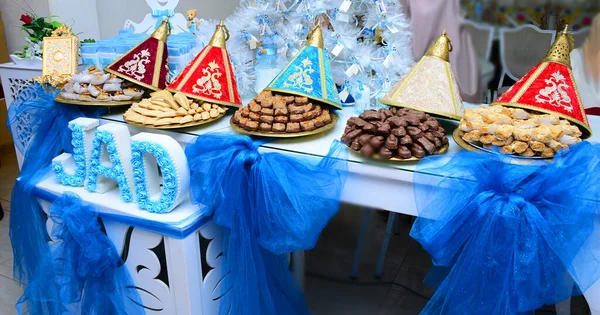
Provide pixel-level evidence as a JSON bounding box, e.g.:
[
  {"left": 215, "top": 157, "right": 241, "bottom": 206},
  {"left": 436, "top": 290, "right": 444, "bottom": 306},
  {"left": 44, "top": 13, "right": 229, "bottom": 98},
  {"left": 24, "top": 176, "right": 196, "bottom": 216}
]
[
  {"left": 498, "top": 25, "right": 556, "bottom": 92},
  {"left": 463, "top": 20, "right": 495, "bottom": 103},
  {"left": 572, "top": 27, "right": 591, "bottom": 48}
]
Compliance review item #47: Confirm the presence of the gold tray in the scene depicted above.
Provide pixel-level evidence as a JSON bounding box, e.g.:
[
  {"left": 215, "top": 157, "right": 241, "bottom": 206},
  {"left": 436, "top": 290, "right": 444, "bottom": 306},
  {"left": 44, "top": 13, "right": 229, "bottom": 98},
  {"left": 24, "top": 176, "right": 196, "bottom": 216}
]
[
  {"left": 350, "top": 143, "right": 449, "bottom": 162},
  {"left": 55, "top": 95, "right": 134, "bottom": 106},
  {"left": 124, "top": 111, "right": 227, "bottom": 130},
  {"left": 230, "top": 112, "right": 339, "bottom": 138},
  {"left": 452, "top": 129, "right": 549, "bottom": 159}
]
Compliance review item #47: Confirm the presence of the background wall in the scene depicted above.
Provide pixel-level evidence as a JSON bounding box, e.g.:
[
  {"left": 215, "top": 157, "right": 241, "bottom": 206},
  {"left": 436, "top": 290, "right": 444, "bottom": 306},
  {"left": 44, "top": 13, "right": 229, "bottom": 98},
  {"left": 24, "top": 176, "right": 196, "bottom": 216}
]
[{"left": 0, "top": 0, "right": 239, "bottom": 55}]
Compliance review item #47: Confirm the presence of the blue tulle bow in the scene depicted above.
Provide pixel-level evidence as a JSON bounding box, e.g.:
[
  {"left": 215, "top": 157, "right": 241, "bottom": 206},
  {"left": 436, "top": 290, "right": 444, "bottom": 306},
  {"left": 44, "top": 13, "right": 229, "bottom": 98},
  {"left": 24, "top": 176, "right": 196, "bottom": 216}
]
[
  {"left": 6, "top": 83, "right": 105, "bottom": 313},
  {"left": 17, "top": 192, "right": 144, "bottom": 315},
  {"left": 410, "top": 142, "right": 600, "bottom": 314},
  {"left": 185, "top": 133, "right": 348, "bottom": 315}
]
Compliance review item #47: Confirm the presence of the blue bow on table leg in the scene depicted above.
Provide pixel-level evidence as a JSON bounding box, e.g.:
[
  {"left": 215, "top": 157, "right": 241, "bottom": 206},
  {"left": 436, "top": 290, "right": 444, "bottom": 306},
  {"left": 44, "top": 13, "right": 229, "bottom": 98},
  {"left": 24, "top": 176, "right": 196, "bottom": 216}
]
[
  {"left": 6, "top": 83, "right": 106, "bottom": 313},
  {"left": 186, "top": 134, "right": 348, "bottom": 315},
  {"left": 410, "top": 142, "right": 600, "bottom": 315}
]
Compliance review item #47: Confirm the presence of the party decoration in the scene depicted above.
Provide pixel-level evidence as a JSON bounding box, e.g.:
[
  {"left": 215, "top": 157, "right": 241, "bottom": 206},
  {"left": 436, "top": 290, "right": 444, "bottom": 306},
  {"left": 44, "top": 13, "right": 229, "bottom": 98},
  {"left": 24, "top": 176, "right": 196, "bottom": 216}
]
[
  {"left": 131, "top": 132, "right": 189, "bottom": 213},
  {"left": 168, "top": 21, "right": 241, "bottom": 107},
  {"left": 105, "top": 18, "right": 170, "bottom": 91},
  {"left": 52, "top": 118, "right": 99, "bottom": 187},
  {"left": 492, "top": 25, "right": 592, "bottom": 138},
  {"left": 186, "top": 9, "right": 202, "bottom": 35},
  {"left": 124, "top": 0, "right": 190, "bottom": 34},
  {"left": 265, "top": 24, "right": 342, "bottom": 109},
  {"left": 380, "top": 31, "right": 464, "bottom": 120},
  {"left": 86, "top": 124, "right": 135, "bottom": 202},
  {"left": 185, "top": 134, "right": 348, "bottom": 314},
  {"left": 17, "top": 192, "right": 144, "bottom": 315},
  {"left": 194, "top": 0, "right": 413, "bottom": 105},
  {"left": 410, "top": 142, "right": 600, "bottom": 314},
  {"left": 7, "top": 83, "right": 105, "bottom": 313}
]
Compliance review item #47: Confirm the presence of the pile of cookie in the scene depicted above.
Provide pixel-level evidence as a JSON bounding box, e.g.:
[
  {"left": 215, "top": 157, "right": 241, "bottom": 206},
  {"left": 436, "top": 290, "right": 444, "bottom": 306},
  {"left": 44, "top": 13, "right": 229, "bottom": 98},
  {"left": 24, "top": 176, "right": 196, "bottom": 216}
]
[
  {"left": 458, "top": 105, "right": 583, "bottom": 158},
  {"left": 231, "top": 91, "right": 333, "bottom": 134},
  {"left": 60, "top": 66, "right": 144, "bottom": 102},
  {"left": 342, "top": 108, "right": 449, "bottom": 160},
  {"left": 123, "top": 90, "right": 227, "bottom": 127}
]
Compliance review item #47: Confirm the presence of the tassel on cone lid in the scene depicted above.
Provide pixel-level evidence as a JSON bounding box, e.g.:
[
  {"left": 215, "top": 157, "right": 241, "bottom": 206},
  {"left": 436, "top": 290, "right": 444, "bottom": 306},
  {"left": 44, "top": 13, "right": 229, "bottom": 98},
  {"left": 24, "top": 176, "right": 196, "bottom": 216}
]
[
  {"left": 167, "top": 21, "right": 242, "bottom": 107},
  {"left": 264, "top": 24, "right": 342, "bottom": 109},
  {"left": 379, "top": 31, "right": 464, "bottom": 120},
  {"left": 491, "top": 25, "right": 592, "bottom": 138},
  {"left": 105, "top": 18, "right": 170, "bottom": 91}
]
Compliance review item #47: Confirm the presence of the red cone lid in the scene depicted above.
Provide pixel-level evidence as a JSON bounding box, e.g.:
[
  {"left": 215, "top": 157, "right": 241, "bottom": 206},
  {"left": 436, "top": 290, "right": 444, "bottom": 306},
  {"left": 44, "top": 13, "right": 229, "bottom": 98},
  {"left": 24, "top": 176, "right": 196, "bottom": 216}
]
[
  {"left": 104, "top": 19, "right": 170, "bottom": 91},
  {"left": 167, "top": 21, "right": 242, "bottom": 107},
  {"left": 492, "top": 25, "right": 591, "bottom": 138}
]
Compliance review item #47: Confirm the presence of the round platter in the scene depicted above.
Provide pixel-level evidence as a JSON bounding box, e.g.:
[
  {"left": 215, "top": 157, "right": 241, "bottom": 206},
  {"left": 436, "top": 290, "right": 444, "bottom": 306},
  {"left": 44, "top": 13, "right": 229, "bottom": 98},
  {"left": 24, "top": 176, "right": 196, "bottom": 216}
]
[
  {"left": 124, "top": 111, "right": 227, "bottom": 130},
  {"left": 350, "top": 143, "right": 449, "bottom": 162},
  {"left": 54, "top": 95, "right": 134, "bottom": 107},
  {"left": 230, "top": 112, "right": 339, "bottom": 138},
  {"left": 452, "top": 128, "right": 549, "bottom": 159}
]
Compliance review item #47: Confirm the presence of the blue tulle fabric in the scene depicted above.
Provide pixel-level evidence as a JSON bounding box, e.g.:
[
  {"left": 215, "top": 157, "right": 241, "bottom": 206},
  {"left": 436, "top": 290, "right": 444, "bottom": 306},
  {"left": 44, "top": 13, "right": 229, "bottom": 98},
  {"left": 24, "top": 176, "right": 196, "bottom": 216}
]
[
  {"left": 17, "top": 192, "right": 144, "bottom": 315},
  {"left": 410, "top": 142, "right": 600, "bottom": 314},
  {"left": 185, "top": 133, "right": 348, "bottom": 315},
  {"left": 6, "top": 83, "right": 105, "bottom": 312}
]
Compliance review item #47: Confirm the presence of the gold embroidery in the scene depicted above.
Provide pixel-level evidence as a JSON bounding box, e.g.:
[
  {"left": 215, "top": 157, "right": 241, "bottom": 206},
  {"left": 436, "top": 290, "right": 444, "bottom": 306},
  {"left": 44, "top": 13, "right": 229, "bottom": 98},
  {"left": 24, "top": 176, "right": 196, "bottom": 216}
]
[
  {"left": 192, "top": 60, "right": 223, "bottom": 98},
  {"left": 283, "top": 57, "right": 314, "bottom": 93},
  {"left": 118, "top": 49, "right": 151, "bottom": 81}
]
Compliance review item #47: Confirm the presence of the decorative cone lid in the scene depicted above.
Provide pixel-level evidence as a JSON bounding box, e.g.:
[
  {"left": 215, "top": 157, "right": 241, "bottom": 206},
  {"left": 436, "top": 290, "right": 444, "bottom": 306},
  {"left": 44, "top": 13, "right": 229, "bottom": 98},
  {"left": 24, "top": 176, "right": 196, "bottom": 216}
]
[
  {"left": 264, "top": 24, "right": 342, "bottom": 109},
  {"left": 105, "top": 18, "right": 170, "bottom": 91},
  {"left": 379, "top": 32, "right": 464, "bottom": 120},
  {"left": 167, "top": 21, "right": 242, "bottom": 107},
  {"left": 491, "top": 25, "right": 591, "bottom": 138}
]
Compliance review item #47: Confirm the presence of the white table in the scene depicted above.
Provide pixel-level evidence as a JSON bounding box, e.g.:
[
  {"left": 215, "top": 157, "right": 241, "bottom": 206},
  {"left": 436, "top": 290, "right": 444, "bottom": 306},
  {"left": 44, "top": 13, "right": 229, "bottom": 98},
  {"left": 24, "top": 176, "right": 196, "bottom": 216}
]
[{"left": 30, "top": 104, "right": 600, "bottom": 314}]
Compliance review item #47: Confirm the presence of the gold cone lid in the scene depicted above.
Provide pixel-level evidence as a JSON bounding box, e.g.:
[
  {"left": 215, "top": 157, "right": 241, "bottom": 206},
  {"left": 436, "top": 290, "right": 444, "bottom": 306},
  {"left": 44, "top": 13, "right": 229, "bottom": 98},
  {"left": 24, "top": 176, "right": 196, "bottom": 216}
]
[
  {"left": 379, "top": 32, "right": 463, "bottom": 120},
  {"left": 425, "top": 31, "right": 453, "bottom": 62},
  {"left": 207, "top": 20, "right": 229, "bottom": 49},
  {"left": 306, "top": 24, "right": 324, "bottom": 48},
  {"left": 542, "top": 25, "right": 575, "bottom": 68},
  {"left": 151, "top": 17, "right": 171, "bottom": 43}
]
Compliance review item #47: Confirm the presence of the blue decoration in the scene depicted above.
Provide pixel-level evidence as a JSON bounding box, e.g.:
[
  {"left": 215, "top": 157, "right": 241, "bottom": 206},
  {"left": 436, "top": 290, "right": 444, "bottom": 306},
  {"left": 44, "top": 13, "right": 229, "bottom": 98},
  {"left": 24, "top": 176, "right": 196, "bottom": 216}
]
[
  {"left": 410, "top": 142, "right": 600, "bottom": 314},
  {"left": 131, "top": 140, "right": 179, "bottom": 213},
  {"left": 185, "top": 134, "right": 348, "bottom": 315},
  {"left": 86, "top": 130, "right": 134, "bottom": 203},
  {"left": 6, "top": 83, "right": 105, "bottom": 313},
  {"left": 266, "top": 45, "right": 342, "bottom": 109},
  {"left": 52, "top": 123, "right": 87, "bottom": 187},
  {"left": 17, "top": 192, "right": 144, "bottom": 315},
  {"left": 151, "top": 8, "right": 175, "bottom": 30}
]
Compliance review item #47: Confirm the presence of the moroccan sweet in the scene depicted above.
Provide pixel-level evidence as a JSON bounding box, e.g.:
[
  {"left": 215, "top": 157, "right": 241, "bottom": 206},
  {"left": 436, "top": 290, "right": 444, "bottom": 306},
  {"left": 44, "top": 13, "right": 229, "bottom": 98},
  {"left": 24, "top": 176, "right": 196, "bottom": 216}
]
[
  {"left": 123, "top": 90, "right": 227, "bottom": 127},
  {"left": 231, "top": 91, "right": 333, "bottom": 134},
  {"left": 458, "top": 105, "right": 583, "bottom": 158},
  {"left": 60, "top": 66, "right": 144, "bottom": 102},
  {"left": 342, "top": 108, "right": 448, "bottom": 160}
]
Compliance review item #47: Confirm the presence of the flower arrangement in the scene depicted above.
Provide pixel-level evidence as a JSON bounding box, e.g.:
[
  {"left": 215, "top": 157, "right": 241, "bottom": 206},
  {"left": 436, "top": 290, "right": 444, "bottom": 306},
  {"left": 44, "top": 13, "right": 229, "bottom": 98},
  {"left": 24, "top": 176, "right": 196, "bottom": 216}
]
[{"left": 14, "top": 12, "right": 62, "bottom": 59}]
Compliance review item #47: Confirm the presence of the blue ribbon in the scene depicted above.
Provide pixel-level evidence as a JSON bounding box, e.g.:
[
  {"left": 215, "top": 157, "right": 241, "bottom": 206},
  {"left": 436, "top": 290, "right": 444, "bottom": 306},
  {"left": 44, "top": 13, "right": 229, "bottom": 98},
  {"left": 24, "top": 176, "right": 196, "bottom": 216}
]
[
  {"left": 6, "top": 83, "right": 106, "bottom": 313},
  {"left": 152, "top": 8, "right": 175, "bottom": 30},
  {"left": 185, "top": 133, "right": 348, "bottom": 315},
  {"left": 17, "top": 192, "right": 144, "bottom": 315},
  {"left": 410, "top": 142, "right": 600, "bottom": 314}
]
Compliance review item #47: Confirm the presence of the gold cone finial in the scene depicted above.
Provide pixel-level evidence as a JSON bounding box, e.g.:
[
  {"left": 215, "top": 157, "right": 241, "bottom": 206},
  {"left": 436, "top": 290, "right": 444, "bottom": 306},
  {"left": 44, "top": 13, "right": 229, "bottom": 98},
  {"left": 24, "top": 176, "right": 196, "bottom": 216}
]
[
  {"left": 151, "top": 17, "right": 171, "bottom": 42},
  {"left": 542, "top": 24, "right": 574, "bottom": 67},
  {"left": 425, "top": 31, "right": 453, "bottom": 62},
  {"left": 306, "top": 24, "right": 324, "bottom": 48},
  {"left": 207, "top": 20, "right": 230, "bottom": 49}
]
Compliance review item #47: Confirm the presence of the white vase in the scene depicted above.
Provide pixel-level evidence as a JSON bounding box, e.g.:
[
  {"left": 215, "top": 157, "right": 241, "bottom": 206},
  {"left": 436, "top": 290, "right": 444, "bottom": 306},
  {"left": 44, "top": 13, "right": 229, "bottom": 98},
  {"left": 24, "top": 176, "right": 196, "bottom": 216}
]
[{"left": 9, "top": 54, "right": 43, "bottom": 68}]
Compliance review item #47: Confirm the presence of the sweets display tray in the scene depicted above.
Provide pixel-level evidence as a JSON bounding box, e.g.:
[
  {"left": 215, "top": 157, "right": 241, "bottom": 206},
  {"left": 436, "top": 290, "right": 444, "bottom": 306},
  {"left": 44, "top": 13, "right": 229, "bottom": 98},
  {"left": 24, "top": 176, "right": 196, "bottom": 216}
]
[
  {"left": 350, "top": 143, "right": 449, "bottom": 162},
  {"left": 124, "top": 112, "right": 226, "bottom": 130},
  {"left": 230, "top": 112, "right": 339, "bottom": 138},
  {"left": 452, "top": 129, "right": 549, "bottom": 159},
  {"left": 54, "top": 95, "right": 134, "bottom": 107}
]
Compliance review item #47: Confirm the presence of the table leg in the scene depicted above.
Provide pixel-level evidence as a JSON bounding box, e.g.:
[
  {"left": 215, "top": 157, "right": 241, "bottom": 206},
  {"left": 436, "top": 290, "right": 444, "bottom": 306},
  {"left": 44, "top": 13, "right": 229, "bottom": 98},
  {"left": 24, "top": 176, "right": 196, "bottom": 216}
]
[
  {"left": 291, "top": 250, "right": 305, "bottom": 291},
  {"left": 375, "top": 212, "right": 397, "bottom": 279},
  {"left": 351, "top": 208, "right": 371, "bottom": 279}
]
